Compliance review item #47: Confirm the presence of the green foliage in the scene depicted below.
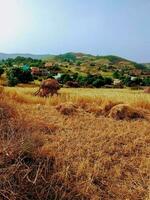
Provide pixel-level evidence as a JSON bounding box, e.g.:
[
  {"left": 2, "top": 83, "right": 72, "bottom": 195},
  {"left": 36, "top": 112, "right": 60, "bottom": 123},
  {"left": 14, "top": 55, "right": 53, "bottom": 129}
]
[
  {"left": 76, "top": 61, "right": 82, "bottom": 66},
  {"left": 93, "top": 78, "right": 105, "bottom": 88},
  {"left": 122, "top": 76, "right": 143, "bottom": 87},
  {"left": 113, "top": 71, "right": 121, "bottom": 79},
  {"left": 0, "top": 66, "right": 4, "bottom": 76},
  {"left": 49, "top": 64, "right": 61, "bottom": 72},
  {"left": 98, "top": 55, "right": 127, "bottom": 64},
  {"left": 58, "top": 73, "right": 73, "bottom": 84},
  {"left": 2, "top": 56, "right": 45, "bottom": 68},
  {"left": 134, "top": 63, "right": 146, "bottom": 70},
  {"left": 56, "top": 53, "right": 76, "bottom": 62},
  {"left": 142, "top": 77, "right": 150, "bottom": 86},
  {"left": 90, "top": 62, "right": 96, "bottom": 66},
  {"left": 104, "top": 77, "right": 113, "bottom": 85},
  {"left": 1, "top": 54, "right": 149, "bottom": 88},
  {"left": 6, "top": 67, "right": 33, "bottom": 86},
  {"left": 6, "top": 68, "right": 19, "bottom": 86}
]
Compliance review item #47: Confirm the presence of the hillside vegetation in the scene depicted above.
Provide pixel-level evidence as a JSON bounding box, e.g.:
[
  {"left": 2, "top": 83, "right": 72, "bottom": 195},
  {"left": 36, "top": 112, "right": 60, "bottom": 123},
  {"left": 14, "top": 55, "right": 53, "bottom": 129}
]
[
  {"left": 0, "top": 86, "right": 150, "bottom": 200},
  {"left": 0, "top": 53, "right": 150, "bottom": 88},
  {"left": 45, "top": 52, "right": 148, "bottom": 76}
]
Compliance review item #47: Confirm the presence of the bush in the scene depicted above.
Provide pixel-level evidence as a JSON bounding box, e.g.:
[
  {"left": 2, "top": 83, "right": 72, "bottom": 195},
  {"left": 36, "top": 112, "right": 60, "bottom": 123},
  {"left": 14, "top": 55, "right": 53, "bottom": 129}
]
[
  {"left": 76, "top": 75, "right": 87, "bottom": 87},
  {"left": 76, "top": 61, "right": 82, "bottom": 66},
  {"left": 113, "top": 70, "right": 121, "bottom": 79},
  {"left": 58, "top": 73, "right": 73, "bottom": 84},
  {"left": 104, "top": 77, "right": 113, "bottom": 85},
  {"left": 142, "top": 77, "right": 150, "bottom": 86},
  {"left": 6, "top": 67, "right": 33, "bottom": 86},
  {"left": 0, "top": 66, "right": 4, "bottom": 76},
  {"left": 93, "top": 78, "right": 105, "bottom": 88},
  {"left": 122, "top": 76, "right": 132, "bottom": 87},
  {"left": 6, "top": 68, "right": 19, "bottom": 86}
]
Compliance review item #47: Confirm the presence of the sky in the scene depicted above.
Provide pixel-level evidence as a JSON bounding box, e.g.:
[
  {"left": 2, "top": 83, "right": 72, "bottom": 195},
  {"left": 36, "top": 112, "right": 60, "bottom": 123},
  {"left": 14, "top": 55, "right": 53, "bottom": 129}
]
[{"left": 0, "top": 0, "right": 150, "bottom": 62}]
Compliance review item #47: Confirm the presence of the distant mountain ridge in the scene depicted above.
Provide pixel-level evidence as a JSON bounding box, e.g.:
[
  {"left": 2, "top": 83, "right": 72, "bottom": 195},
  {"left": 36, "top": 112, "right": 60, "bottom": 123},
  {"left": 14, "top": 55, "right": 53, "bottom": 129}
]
[
  {"left": 0, "top": 53, "right": 52, "bottom": 60},
  {"left": 0, "top": 52, "right": 149, "bottom": 70}
]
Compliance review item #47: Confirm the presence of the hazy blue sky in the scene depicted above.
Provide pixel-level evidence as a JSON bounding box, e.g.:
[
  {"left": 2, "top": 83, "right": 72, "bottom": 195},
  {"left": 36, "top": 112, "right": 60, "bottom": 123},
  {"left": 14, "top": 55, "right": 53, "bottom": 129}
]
[{"left": 0, "top": 0, "right": 150, "bottom": 62}]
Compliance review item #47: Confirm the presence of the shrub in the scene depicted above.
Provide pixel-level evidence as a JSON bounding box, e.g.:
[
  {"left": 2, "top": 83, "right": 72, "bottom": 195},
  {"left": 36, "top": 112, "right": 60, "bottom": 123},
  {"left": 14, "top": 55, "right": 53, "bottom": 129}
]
[
  {"left": 6, "top": 67, "right": 33, "bottom": 86},
  {"left": 104, "top": 77, "right": 113, "bottom": 85},
  {"left": 6, "top": 68, "right": 19, "bottom": 86},
  {"left": 0, "top": 66, "right": 4, "bottom": 76},
  {"left": 113, "top": 70, "right": 121, "bottom": 79},
  {"left": 93, "top": 78, "right": 105, "bottom": 88},
  {"left": 122, "top": 76, "right": 132, "bottom": 87},
  {"left": 142, "top": 77, "right": 150, "bottom": 86},
  {"left": 59, "top": 73, "right": 73, "bottom": 84},
  {"left": 76, "top": 75, "right": 87, "bottom": 86}
]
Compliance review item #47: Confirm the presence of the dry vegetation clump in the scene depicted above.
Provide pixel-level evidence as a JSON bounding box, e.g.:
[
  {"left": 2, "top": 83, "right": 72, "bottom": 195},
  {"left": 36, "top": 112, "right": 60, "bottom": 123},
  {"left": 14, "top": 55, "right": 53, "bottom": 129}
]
[
  {"left": 99, "top": 100, "right": 122, "bottom": 116},
  {"left": 144, "top": 87, "right": 150, "bottom": 94},
  {"left": 80, "top": 100, "right": 122, "bottom": 117},
  {"left": 78, "top": 99, "right": 150, "bottom": 120},
  {"left": 85, "top": 104, "right": 103, "bottom": 116},
  {"left": 56, "top": 102, "right": 78, "bottom": 115},
  {"left": 29, "top": 119, "right": 59, "bottom": 134},
  {"left": 108, "top": 104, "right": 146, "bottom": 120}
]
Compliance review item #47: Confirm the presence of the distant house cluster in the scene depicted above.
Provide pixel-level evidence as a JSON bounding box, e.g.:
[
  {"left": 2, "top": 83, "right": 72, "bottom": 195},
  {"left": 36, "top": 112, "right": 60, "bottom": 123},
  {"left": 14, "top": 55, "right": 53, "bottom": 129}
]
[
  {"left": 31, "top": 67, "right": 49, "bottom": 76},
  {"left": 130, "top": 69, "right": 150, "bottom": 77}
]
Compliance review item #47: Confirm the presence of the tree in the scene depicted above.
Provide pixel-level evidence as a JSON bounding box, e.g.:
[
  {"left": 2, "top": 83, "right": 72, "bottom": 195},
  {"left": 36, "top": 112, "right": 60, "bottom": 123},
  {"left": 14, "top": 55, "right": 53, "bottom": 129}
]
[
  {"left": 0, "top": 66, "right": 4, "bottom": 76},
  {"left": 76, "top": 75, "right": 87, "bottom": 86},
  {"left": 142, "top": 77, "right": 150, "bottom": 86},
  {"left": 104, "top": 77, "right": 113, "bottom": 85},
  {"left": 113, "top": 71, "right": 121, "bottom": 79},
  {"left": 58, "top": 73, "right": 73, "bottom": 84},
  {"left": 122, "top": 76, "right": 132, "bottom": 87},
  {"left": 6, "top": 68, "right": 19, "bottom": 86},
  {"left": 6, "top": 67, "right": 33, "bottom": 86},
  {"left": 93, "top": 78, "right": 105, "bottom": 88},
  {"left": 76, "top": 61, "right": 82, "bottom": 66},
  {"left": 86, "top": 74, "right": 96, "bottom": 85}
]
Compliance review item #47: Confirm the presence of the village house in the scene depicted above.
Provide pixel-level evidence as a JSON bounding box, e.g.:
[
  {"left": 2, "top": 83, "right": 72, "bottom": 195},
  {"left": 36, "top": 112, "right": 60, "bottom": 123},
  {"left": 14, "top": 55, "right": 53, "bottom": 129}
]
[
  {"left": 45, "top": 62, "right": 53, "bottom": 68},
  {"left": 31, "top": 67, "right": 49, "bottom": 76},
  {"left": 31, "top": 67, "right": 40, "bottom": 76},
  {"left": 130, "top": 69, "right": 142, "bottom": 76},
  {"left": 113, "top": 79, "right": 123, "bottom": 88}
]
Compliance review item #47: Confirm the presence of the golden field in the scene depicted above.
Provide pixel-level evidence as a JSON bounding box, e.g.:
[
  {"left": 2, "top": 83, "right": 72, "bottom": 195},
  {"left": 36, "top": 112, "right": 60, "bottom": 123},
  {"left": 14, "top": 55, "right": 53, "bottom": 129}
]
[{"left": 0, "top": 86, "right": 150, "bottom": 200}]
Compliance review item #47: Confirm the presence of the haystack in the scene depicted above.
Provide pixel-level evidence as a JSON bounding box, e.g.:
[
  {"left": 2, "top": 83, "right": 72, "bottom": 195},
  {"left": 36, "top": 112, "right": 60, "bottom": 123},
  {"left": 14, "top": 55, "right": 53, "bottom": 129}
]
[
  {"left": 56, "top": 102, "right": 78, "bottom": 115},
  {"left": 35, "top": 79, "right": 60, "bottom": 97},
  {"left": 144, "top": 87, "right": 150, "bottom": 94},
  {"left": 108, "top": 104, "right": 144, "bottom": 120}
]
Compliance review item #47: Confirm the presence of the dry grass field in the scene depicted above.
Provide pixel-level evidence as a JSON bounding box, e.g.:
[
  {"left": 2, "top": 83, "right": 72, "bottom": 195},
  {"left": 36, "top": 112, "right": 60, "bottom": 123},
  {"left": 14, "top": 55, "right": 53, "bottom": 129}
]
[{"left": 0, "top": 86, "right": 150, "bottom": 200}]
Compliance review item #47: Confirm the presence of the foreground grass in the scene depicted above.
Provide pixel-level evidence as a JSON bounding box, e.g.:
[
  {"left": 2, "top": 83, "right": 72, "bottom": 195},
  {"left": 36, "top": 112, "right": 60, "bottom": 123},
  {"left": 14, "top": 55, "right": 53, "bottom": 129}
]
[
  {"left": 0, "top": 86, "right": 150, "bottom": 200},
  {"left": 4, "top": 86, "right": 150, "bottom": 109}
]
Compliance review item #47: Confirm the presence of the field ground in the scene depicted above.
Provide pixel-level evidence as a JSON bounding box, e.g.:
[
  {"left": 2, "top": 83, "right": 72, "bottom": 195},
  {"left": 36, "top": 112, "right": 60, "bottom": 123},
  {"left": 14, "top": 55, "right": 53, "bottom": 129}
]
[
  {"left": 0, "top": 85, "right": 150, "bottom": 200},
  {"left": 5, "top": 86, "right": 150, "bottom": 103}
]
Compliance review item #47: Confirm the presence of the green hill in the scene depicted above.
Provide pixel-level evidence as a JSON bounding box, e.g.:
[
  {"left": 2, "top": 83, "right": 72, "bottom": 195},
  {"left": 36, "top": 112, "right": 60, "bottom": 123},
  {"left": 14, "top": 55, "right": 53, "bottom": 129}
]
[{"left": 44, "top": 53, "right": 148, "bottom": 77}]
